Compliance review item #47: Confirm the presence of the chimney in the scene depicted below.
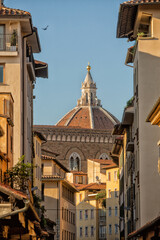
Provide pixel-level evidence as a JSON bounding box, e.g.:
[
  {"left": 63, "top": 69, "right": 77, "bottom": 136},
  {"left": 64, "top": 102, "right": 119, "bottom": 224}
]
[{"left": 0, "top": 0, "right": 4, "bottom": 7}]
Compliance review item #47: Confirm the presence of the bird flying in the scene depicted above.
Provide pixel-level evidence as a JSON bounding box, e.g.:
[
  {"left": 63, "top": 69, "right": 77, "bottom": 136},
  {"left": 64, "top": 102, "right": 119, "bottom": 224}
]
[{"left": 42, "top": 25, "right": 49, "bottom": 30}]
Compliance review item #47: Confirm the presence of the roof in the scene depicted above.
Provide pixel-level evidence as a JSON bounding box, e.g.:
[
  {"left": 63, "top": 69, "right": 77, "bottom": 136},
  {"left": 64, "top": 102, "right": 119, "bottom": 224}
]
[
  {"left": 35, "top": 60, "right": 48, "bottom": 78},
  {"left": 128, "top": 214, "right": 160, "bottom": 239},
  {"left": 74, "top": 182, "right": 106, "bottom": 191},
  {"left": 146, "top": 97, "right": 160, "bottom": 126},
  {"left": 33, "top": 131, "right": 46, "bottom": 142},
  {"left": 42, "top": 175, "right": 64, "bottom": 180},
  {"left": 42, "top": 148, "right": 59, "bottom": 157},
  {"left": 117, "top": 0, "right": 160, "bottom": 39},
  {"left": 0, "top": 183, "right": 27, "bottom": 200},
  {"left": 70, "top": 171, "right": 87, "bottom": 175},
  {"left": 0, "top": 5, "right": 31, "bottom": 17},
  {"left": 88, "top": 159, "right": 113, "bottom": 165},
  {"left": 42, "top": 155, "right": 69, "bottom": 172},
  {"left": 56, "top": 106, "right": 119, "bottom": 130},
  {"left": 102, "top": 160, "right": 118, "bottom": 169}
]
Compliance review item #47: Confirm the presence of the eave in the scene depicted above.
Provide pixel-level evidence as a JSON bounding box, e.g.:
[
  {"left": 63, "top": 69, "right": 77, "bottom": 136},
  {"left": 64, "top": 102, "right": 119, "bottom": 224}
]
[
  {"left": 122, "top": 106, "right": 134, "bottom": 125},
  {"left": 35, "top": 60, "right": 48, "bottom": 78},
  {"left": 146, "top": 97, "right": 160, "bottom": 126}
]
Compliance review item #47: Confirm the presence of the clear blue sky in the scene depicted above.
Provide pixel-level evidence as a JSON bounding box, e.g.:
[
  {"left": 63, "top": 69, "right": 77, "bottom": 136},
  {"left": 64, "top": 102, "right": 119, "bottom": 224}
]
[{"left": 6, "top": 0, "right": 133, "bottom": 125}]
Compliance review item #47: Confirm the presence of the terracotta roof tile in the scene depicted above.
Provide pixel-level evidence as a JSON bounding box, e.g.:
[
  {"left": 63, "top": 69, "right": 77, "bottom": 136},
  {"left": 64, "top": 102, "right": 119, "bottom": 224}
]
[
  {"left": 68, "top": 107, "right": 91, "bottom": 129},
  {"left": 74, "top": 182, "right": 106, "bottom": 190},
  {"left": 70, "top": 171, "right": 87, "bottom": 175},
  {"left": 42, "top": 175, "right": 64, "bottom": 180},
  {"left": 0, "top": 183, "right": 28, "bottom": 200},
  {"left": 57, "top": 108, "right": 78, "bottom": 126},
  {"left": 0, "top": 6, "right": 31, "bottom": 16},
  {"left": 93, "top": 108, "right": 116, "bottom": 130},
  {"left": 123, "top": 0, "right": 160, "bottom": 5},
  {"left": 102, "top": 160, "right": 118, "bottom": 169}
]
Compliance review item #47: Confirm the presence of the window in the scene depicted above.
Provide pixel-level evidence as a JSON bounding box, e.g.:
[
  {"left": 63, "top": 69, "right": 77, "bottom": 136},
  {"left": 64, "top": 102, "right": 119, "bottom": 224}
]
[
  {"left": 99, "top": 153, "right": 109, "bottom": 160},
  {"left": 85, "top": 227, "right": 88, "bottom": 237},
  {"left": 91, "top": 209, "right": 94, "bottom": 219},
  {"left": 115, "top": 224, "right": 118, "bottom": 234},
  {"left": 79, "top": 193, "right": 82, "bottom": 202},
  {"left": 108, "top": 172, "right": 111, "bottom": 181},
  {"left": 78, "top": 176, "right": 83, "bottom": 184},
  {"left": 80, "top": 210, "right": 82, "bottom": 220},
  {"left": 69, "top": 152, "right": 81, "bottom": 171},
  {"left": 109, "top": 224, "right": 112, "bottom": 235},
  {"left": 114, "top": 171, "right": 117, "bottom": 181},
  {"left": 80, "top": 227, "right": 83, "bottom": 237},
  {"left": 108, "top": 189, "right": 111, "bottom": 198},
  {"left": 115, "top": 206, "right": 118, "bottom": 216},
  {"left": 138, "top": 13, "right": 152, "bottom": 37},
  {"left": 86, "top": 93, "right": 88, "bottom": 103},
  {"left": 91, "top": 226, "right": 94, "bottom": 236},
  {"left": 99, "top": 226, "right": 106, "bottom": 238},
  {"left": 41, "top": 183, "right": 44, "bottom": 201},
  {"left": 0, "top": 25, "right": 4, "bottom": 51},
  {"left": 85, "top": 210, "right": 88, "bottom": 219},
  {"left": 115, "top": 188, "right": 118, "bottom": 198},
  {"left": 109, "top": 207, "right": 111, "bottom": 216}
]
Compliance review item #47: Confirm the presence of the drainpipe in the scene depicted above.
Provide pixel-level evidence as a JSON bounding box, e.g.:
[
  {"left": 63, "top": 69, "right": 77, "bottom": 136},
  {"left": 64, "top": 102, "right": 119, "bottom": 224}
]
[
  {"left": 0, "top": 199, "right": 29, "bottom": 219},
  {"left": 22, "top": 19, "right": 33, "bottom": 157}
]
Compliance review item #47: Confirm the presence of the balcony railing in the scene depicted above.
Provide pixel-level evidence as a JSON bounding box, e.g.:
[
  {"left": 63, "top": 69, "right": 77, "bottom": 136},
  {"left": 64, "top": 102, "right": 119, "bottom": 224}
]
[{"left": 0, "top": 34, "right": 18, "bottom": 51}]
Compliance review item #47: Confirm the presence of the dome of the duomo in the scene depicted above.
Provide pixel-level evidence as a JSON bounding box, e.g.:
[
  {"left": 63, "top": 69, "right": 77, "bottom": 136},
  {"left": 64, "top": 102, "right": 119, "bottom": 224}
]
[{"left": 56, "top": 64, "right": 119, "bottom": 130}]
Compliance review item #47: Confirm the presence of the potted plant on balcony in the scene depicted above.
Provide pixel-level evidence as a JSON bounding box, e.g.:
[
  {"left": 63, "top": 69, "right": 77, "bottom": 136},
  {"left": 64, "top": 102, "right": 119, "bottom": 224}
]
[{"left": 10, "top": 29, "right": 17, "bottom": 51}]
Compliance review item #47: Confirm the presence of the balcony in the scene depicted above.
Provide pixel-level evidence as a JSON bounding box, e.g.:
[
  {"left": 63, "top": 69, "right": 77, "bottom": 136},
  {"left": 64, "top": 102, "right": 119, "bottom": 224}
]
[{"left": 0, "top": 34, "right": 18, "bottom": 56}]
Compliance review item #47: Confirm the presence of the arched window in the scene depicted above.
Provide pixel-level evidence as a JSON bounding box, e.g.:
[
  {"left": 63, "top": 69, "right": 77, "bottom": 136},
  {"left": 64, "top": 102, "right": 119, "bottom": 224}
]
[
  {"left": 91, "top": 92, "right": 93, "bottom": 104},
  {"left": 86, "top": 93, "right": 88, "bottom": 103},
  {"left": 69, "top": 152, "right": 81, "bottom": 171},
  {"left": 99, "top": 153, "right": 109, "bottom": 160}
]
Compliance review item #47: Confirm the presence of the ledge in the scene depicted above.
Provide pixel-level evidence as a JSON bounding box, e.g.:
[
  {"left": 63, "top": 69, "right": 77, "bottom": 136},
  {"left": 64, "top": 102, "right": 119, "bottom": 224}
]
[{"left": 0, "top": 51, "right": 18, "bottom": 56}]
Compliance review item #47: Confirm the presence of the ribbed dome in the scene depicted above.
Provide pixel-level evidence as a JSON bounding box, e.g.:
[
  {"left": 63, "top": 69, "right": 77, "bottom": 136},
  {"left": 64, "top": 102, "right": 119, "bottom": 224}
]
[
  {"left": 56, "top": 64, "right": 119, "bottom": 129},
  {"left": 56, "top": 106, "right": 119, "bottom": 130}
]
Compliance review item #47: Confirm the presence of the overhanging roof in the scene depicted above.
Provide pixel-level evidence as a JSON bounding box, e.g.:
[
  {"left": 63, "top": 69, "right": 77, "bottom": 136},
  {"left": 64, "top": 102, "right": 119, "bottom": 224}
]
[
  {"left": 117, "top": 0, "right": 160, "bottom": 39},
  {"left": 121, "top": 106, "right": 134, "bottom": 125},
  {"left": 35, "top": 60, "right": 48, "bottom": 78},
  {"left": 146, "top": 97, "right": 160, "bottom": 126}
]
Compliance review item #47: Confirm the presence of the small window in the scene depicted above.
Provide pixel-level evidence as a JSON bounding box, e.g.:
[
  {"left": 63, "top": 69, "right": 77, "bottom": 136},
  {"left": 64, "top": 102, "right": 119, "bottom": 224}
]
[
  {"left": 109, "top": 225, "right": 112, "bottom": 235},
  {"left": 91, "top": 226, "right": 94, "bottom": 236},
  {"left": 85, "top": 210, "right": 88, "bottom": 219},
  {"left": 41, "top": 183, "right": 44, "bottom": 201},
  {"left": 91, "top": 209, "right": 94, "bottom": 219},
  {"left": 115, "top": 224, "right": 118, "bottom": 234},
  {"left": 79, "top": 193, "right": 82, "bottom": 202},
  {"left": 115, "top": 188, "right": 118, "bottom": 198},
  {"left": 78, "top": 176, "right": 83, "bottom": 184},
  {"left": 80, "top": 227, "right": 83, "bottom": 237},
  {"left": 115, "top": 206, "right": 118, "bottom": 216},
  {"left": 108, "top": 189, "right": 111, "bottom": 198},
  {"left": 109, "top": 207, "right": 112, "bottom": 216},
  {"left": 85, "top": 227, "right": 88, "bottom": 237},
  {"left": 80, "top": 210, "right": 82, "bottom": 220},
  {"left": 108, "top": 172, "right": 111, "bottom": 181}
]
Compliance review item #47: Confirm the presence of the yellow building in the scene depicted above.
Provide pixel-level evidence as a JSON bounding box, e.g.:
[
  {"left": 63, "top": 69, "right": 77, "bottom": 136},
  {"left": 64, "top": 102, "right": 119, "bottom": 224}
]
[
  {"left": 75, "top": 183, "right": 106, "bottom": 240},
  {"left": 0, "top": 92, "right": 14, "bottom": 182},
  {"left": 42, "top": 152, "right": 77, "bottom": 240},
  {"left": 87, "top": 159, "right": 108, "bottom": 184},
  {"left": 104, "top": 161, "right": 119, "bottom": 240}
]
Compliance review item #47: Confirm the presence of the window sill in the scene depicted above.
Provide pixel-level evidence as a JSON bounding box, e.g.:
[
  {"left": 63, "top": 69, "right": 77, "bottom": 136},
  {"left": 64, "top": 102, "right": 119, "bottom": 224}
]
[
  {"left": 138, "top": 36, "right": 157, "bottom": 40},
  {"left": 0, "top": 51, "right": 18, "bottom": 56}
]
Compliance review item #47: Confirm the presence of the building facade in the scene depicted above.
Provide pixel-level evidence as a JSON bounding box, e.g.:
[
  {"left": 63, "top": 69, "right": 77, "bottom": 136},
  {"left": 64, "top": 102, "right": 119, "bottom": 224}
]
[
  {"left": 117, "top": 0, "right": 160, "bottom": 233},
  {"left": 41, "top": 153, "right": 77, "bottom": 240}
]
